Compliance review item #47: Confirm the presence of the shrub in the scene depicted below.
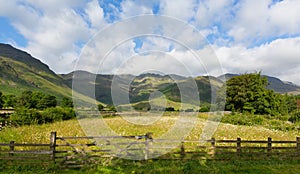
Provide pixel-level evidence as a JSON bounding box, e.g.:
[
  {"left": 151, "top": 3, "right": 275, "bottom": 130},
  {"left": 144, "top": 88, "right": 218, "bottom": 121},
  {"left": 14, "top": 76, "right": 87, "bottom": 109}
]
[
  {"left": 97, "top": 104, "right": 104, "bottom": 111},
  {"left": 61, "top": 97, "right": 73, "bottom": 108},
  {"left": 10, "top": 108, "right": 41, "bottom": 125},
  {"left": 199, "top": 107, "right": 209, "bottom": 112},
  {"left": 10, "top": 107, "right": 76, "bottom": 125},
  {"left": 165, "top": 107, "right": 175, "bottom": 111},
  {"left": 185, "top": 108, "right": 194, "bottom": 112},
  {"left": 107, "top": 105, "right": 117, "bottom": 112},
  {"left": 288, "top": 110, "right": 300, "bottom": 123},
  {"left": 221, "top": 113, "right": 264, "bottom": 126},
  {"left": 42, "top": 107, "right": 76, "bottom": 123}
]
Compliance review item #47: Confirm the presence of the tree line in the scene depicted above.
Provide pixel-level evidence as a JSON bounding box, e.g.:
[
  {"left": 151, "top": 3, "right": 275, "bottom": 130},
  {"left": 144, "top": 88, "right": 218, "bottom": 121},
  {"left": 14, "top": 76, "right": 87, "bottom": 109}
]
[{"left": 0, "top": 90, "right": 75, "bottom": 125}]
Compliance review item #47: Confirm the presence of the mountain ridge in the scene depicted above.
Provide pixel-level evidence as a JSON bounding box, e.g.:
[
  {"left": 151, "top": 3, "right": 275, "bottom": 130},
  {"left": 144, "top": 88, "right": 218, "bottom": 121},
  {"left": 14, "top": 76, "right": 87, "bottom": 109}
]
[
  {"left": 1, "top": 44, "right": 299, "bottom": 107},
  {"left": 218, "top": 73, "right": 300, "bottom": 94},
  {"left": 0, "top": 43, "right": 79, "bottom": 101}
]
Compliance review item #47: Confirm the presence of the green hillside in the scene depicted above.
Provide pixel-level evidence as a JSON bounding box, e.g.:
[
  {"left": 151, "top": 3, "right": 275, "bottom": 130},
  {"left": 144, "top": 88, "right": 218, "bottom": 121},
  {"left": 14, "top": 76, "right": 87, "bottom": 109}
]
[
  {"left": 1, "top": 43, "right": 299, "bottom": 108},
  {"left": 0, "top": 59, "right": 69, "bottom": 99},
  {"left": 0, "top": 44, "right": 93, "bottom": 104},
  {"left": 62, "top": 71, "right": 223, "bottom": 109}
]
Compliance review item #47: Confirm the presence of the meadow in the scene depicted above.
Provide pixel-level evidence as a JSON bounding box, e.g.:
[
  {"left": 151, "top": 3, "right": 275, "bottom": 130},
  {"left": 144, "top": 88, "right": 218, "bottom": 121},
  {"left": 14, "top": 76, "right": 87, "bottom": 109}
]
[
  {"left": 0, "top": 112, "right": 299, "bottom": 173},
  {"left": 1, "top": 113, "right": 299, "bottom": 143}
]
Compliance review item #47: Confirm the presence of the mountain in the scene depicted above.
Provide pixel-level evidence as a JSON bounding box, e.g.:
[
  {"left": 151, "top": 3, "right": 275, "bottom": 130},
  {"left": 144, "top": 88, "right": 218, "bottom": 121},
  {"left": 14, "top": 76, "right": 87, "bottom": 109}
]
[
  {"left": 62, "top": 71, "right": 223, "bottom": 109},
  {"left": 0, "top": 44, "right": 77, "bottom": 101},
  {"left": 218, "top": 73, "right": 300, "bottom": 94},
  {"left": 1, "top": 44, "right": 299, "bottom": 108}
]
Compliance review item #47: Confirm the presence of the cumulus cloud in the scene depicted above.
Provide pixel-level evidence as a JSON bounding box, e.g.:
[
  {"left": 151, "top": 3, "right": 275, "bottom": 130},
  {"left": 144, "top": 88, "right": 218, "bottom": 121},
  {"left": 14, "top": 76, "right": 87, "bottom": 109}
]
[
  {"left": 194, "top": 0, "right": 234, "bottom": 28},
  {"left": 85, "top": 0, "right": 105, "bottom": 30},
  {"left": 0, "top": 0, "right": 299, "bottom": 85},
  {"left": 160, "top": 0, "right": 198, "bottom": 21},
  {"left": 120, "top": 0, "right": 154, "bottom": 18},
  {"left": 0, "top": 0, "right": 106, "bottom": 73},
  {"left": 228, "top": 0, "right": 300, "bottom": 45},
  {"left": 216, "top": 37, "right": 300, "bottom": 84}
]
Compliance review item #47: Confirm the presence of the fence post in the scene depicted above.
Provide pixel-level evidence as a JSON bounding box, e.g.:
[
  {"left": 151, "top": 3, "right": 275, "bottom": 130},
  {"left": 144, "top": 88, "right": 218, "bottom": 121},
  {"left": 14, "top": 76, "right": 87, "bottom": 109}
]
[
  {"left": 237, "top": 137, "right": 241, "bottom": 156},
  {"left": 211, "top": 138, "right": 215, "bottom": 158},
  {"left": 297, "top": 137, "right": 300, "bottom": 154},
  {"left": 267, "top": 137, "right": 272, "bottom": 156},
  {"left": 180, "top": 141, "right": 185, "bottom": 159},
  {"left": 50, "top": 132, "right": 57, "bottom": 162},
  {"left": 145, "top": 132, "right": 152, "bottom": 160},
  {"left": 9, "top": 141, "right": 15, "bottom": 157}
]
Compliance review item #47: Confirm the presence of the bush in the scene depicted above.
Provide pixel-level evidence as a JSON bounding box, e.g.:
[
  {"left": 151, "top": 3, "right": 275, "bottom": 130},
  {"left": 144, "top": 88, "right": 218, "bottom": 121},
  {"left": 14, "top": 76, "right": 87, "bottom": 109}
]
[
  {"left": 288, "top": 110, "right": 300, "bottom": 123},
  {"left": 221, "top": 113, "right": 264, "bottom": 126},
  {"left": 10, "top": 108, "right": 41, "bottom": 125},
  {"left": 107, "top": 105, "right": 117, "bottom": 112},
  {"left": 41, "top": 107, "right": 75, "bottom": 123},
  {"left": 199, "top": 107, "right": 209, "bottom": 112},
  {"left": 10, "top": 107, "right": 76, "bottom": 125},
  {"left": 97, "top": 104, "right": 104, "bottom": 111},
  {"left": 165, "top": 107, "right": 175, "bottom": 111},
  {"left": 185, "top": 108, "right": 194, "bottom": 112},
  {"left": 267, "top": 119, "right": 297, "bottom": 131},
  {"left": 61, "top": 97, "right": 73, "bottom": 108}
]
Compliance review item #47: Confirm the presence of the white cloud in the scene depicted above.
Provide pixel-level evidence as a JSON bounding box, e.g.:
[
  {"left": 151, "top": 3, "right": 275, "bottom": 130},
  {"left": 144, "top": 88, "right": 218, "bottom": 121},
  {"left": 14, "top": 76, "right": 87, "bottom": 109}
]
[
  {"left": 216, "top": 37, "right": 300, "bottom": 84},
  {"left": 120, "top": 0, "right": 154, "bottom": 18},
  {"left": 228, "top": 0, "right": 300, "bottom": 44},
  {"left": 269, "top": 0, "right": 300, "bottom": 34},
  {"left": 0, "top": 0, "right": 299, "bottom": 86},
  {"left": 194, "top": 0, "right": 234, "bottom": 28},
  {"left": 160, "top": 0, "right": 198, "bottom": 21},
  {"left": 0, "top": 0, "right": 107, "bottom": 73},
  {"left": 24, "top": 0, "right": 85, "bottom": 13},
  {"left": 84, "top": 0, "right": 105, "bottom": 31}
]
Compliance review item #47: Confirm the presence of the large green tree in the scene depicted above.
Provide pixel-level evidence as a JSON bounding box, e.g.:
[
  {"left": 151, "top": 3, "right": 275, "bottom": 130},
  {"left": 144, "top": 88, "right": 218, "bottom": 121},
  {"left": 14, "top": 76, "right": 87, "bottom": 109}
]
[
  {"left": 16, "top": 90, "right": 34, "bottom": 108},
  {"left": 37, "top": 94, "right": 57, "bottom": 109},
  {"left": 15, "top": 90, "right": 57, "bottom": 109},
  {"left": 224, "top": 72, "right": 283, "bottom": 115}
]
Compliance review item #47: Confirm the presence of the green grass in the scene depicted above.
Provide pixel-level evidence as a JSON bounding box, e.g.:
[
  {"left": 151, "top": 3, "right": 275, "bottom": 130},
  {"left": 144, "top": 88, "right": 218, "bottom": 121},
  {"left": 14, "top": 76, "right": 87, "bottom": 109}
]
[
  {"left": 1, "top": 113, "right": 298, "bottom": 143},
  {"left": 0, "top": 113, "right": 299, "bottom": 173},
  {"left": 1, "top": 158, "right": 299, "bottom": 173},
  {"left": 218, "top": 113, "right": 300, "bottom": 132},
  {"left": 0, "top": 57, "right": 96, "bottom": 104}
]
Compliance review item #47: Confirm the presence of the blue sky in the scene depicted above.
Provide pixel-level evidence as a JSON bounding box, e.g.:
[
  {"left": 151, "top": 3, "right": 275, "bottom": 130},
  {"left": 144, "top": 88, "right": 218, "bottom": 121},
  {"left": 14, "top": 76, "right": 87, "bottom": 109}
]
[{"left": 0, "top": 0, "right": 299, "bottom": 84}]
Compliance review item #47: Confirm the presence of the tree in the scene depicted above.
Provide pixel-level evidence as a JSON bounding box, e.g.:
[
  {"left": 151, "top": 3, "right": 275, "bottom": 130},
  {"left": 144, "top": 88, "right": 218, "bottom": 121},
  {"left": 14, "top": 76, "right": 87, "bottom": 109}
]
[
  {"left": 16, "top": 90, "right": 34, "bottom": 108},
  {"left": 31, "top": 92, "right": 45, "bottom": 109},
  {"left": 2, "top": 94, "right": 16, "bottom": 108},
  {"left": 288, "top": 110, "right": 300, "bottom": 123},
  {"left": 97, "top": 104, "right": 104, "bottom": 111},
  {"left": 61, "top": 97, "right": 73, "bottom": 108},
  {"left": 224, "top": 72, "right": 283, "bottom": 115},
  {"left": 281, "top": 94, "right": 297, "bottom": 114},
  {"left": 37, "top": 94, "right": 57, "bottom": 109}
]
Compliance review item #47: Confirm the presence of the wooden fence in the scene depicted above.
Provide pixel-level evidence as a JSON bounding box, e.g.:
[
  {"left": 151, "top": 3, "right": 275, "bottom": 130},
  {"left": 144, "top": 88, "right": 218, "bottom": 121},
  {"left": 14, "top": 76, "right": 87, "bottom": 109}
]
[{"left": 0, "top": 132, "right": 299, "bottom": 168}]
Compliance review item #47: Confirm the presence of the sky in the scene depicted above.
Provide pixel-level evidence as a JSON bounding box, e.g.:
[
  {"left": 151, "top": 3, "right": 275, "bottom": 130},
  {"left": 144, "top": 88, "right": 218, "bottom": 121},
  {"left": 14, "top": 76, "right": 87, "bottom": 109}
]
[{"left": 0, "top": 0, "right": 299, "bottom": 85}]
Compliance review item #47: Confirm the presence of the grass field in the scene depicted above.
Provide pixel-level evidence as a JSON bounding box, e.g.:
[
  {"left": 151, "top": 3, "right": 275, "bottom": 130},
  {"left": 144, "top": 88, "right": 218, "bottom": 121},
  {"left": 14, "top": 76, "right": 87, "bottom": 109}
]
[
  {"left": 1, "top": 154, "right": 300, "bottom": 174},
  {"left": 1, "top": 113, "right": 298, "bottom": 143},
  {"left": 0, "top": 113, "right": 299, "bottom": 173}
]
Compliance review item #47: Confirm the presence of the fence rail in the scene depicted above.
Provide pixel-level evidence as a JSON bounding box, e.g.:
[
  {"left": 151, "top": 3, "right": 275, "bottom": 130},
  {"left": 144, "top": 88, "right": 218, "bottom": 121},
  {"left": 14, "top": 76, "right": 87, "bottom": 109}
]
[{"left": 0, "top": 132, "right": 299, "bottom": 168}]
